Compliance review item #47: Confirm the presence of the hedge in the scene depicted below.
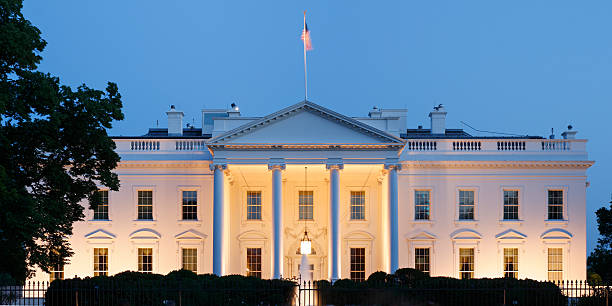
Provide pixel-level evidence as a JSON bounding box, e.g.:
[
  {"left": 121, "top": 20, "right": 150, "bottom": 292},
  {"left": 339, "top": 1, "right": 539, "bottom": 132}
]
[{"left": 45, "top": 270, "right": 296, "bottom": 306}]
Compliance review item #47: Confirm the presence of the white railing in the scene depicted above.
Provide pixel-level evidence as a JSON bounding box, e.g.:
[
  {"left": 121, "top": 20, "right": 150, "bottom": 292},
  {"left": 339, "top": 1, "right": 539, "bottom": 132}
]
[
  {"left": 130, "top": 140, "right": 160, "bottom": 151},
  {"left": 404, "top": 139, "right": 585, "bottom": 154},
  {"left": 541, "top": 140, "right": 571, "bottom": 151},
  {"left": 406, "top": 141, "right": 437, "bottom": 151},
  {"left": 175, "top": 140, "right": 206, "bottom": 151},
  {"left": 497, "top": 141, "right": 526, "bottom": 151},
  {"left": 453, "top": 141, "right": 481, "bottom": 151}
]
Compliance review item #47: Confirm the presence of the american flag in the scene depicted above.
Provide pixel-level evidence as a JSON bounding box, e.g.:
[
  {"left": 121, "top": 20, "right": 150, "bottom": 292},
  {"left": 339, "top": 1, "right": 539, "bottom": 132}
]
[{"left": 301, "top": 20, "right": 312, "bottom": 51}]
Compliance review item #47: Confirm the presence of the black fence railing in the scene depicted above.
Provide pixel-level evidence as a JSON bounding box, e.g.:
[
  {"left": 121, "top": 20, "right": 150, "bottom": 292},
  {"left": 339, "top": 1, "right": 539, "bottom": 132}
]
[
  {"left": 1, "top": 279, "right": 610, "bottom": 305},
  {"left": 296, "top": 280, "right": 611, "bottom": 306}
]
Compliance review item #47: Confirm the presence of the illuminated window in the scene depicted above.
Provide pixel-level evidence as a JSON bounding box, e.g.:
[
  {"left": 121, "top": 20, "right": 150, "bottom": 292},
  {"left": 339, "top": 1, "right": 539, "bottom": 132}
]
[
  {"left": 547, "top": 190, "right": 563, "bottom": 220},
  {"left": 49, "top": 264, "right": 64, "bottom": 282},
  {"left": 458, "top": 190, "right": 474, "bottom": 220},
  {"left": 503, "top": 190, "right": 519, "bottom": 220},
  {"left": 350, "top": 191, "right": 366, "bottom": 220},
  {"left": 415, "top": 190, "right": 430, "bottom": 220},
  {"left": 138, "top": 248, "right": 153, "bottom": 273},
  {"left": 182, "top": 248, "right": 197, "bottom": 273},
  {"left": 137, "top": 191, "right": 153, "bottom": 220},
  {"left": 350, "top": 247, "right": 366, "bottom": 282},
  {"left": 93, "top": 190, "right": 109, "bottom": 220},
  {"left": 93, "top": 248, "right": 108, "bottom": 276},
  {"left": 503, "top": 248, "right": 518, "bottom": 278},
  {"left": 548, "top": 248, "right": 563, "bottom": 282},
  {"left": 246, "top": 248, "right": 262, "bottom": 278},
  {"left": 298, "top": 264, "right": 314, "bottom": 280},
  {"left": 299, "top": 191, "right": 313, "bottom": 220},
  {"left": 414, "top": 248, "right": 430, "bottom": 275},
  {"left": 182, "top": 191, "right": 197, "bottom": 220},
  {"left": 459, "top": 248, "right": 474, "bottom": 279},
  {"left": 246, "top": 191, "right": 261, "bottom": 220}
]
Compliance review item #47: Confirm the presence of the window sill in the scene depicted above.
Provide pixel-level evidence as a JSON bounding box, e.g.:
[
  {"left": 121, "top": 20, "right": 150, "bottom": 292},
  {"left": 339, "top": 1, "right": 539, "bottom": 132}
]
[
  {"left": 178, "top": 220, "right": 202, "bottom": 225},
  {"left": 133, "top": 220, "right": 156, "bottom": 225},
  {"left": 88, "top": 220, "right": 112, "bottom": 224},
  {"left": 454, "top": 220, "right": 478, "bottom": 226},
  {"left": 410, "top": 220, "right": 434, "bottom": 226},
  {"left": 498, "top": 220, "right": 524, "bottom": 225},
  {"left": 545, "top": 219, "right": 569, "bottom": 226}
]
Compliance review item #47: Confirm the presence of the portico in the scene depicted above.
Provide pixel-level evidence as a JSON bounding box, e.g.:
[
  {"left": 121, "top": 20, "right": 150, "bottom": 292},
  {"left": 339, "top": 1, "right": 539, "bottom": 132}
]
[{"left": 207, "top": 101, "right": 404, "bottom": 279}]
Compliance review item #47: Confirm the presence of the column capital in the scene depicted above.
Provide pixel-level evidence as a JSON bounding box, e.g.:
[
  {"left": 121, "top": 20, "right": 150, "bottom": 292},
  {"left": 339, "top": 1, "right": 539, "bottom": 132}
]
[
  {"left": 268, "top": 158, "right": 286, "bottom": 171},
  {"left": 209, "top": 163, "right": 228, "bottom": 171},
  {"left": 326, "top": 158, "right": 344, "bottom": 170},
  {"left": 384, "top": 163, "right": 401, "bottom": 171}
]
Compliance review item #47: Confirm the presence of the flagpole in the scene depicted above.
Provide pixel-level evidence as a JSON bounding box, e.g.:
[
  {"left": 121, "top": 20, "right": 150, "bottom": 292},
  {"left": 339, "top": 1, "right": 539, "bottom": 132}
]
[{"left": 303, "top": 11, "right": 308, "bottom": 101}]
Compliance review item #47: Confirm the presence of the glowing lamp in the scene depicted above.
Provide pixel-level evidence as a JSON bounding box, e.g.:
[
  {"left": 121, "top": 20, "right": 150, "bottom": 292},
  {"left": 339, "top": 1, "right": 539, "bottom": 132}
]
[{"left": 300, "top": 230, "right": 311, "bottom": 255}]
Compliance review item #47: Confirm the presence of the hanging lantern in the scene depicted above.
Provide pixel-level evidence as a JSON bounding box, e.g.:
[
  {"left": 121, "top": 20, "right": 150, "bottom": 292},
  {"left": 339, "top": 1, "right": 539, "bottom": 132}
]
[{"left": 300, "top": 230, "right": 312, "bottom": 255}]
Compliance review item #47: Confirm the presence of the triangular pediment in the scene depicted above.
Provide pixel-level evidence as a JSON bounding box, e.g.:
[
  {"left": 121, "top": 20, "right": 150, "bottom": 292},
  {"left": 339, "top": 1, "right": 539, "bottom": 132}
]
[
  {"left": 85, "top": 229, "right": 116, "bottom": 240},
  {"left": 209, "top": 101, "right": 404, "bottom": 147},
  {"left": 175, "top": 229, "right": 207, "bottom": 240},
  {"left": 407, "top": 231, "right": 437, "bottom": 240},
  {"left": 496, "top": 229, "right": 527, "bottom": 240}
]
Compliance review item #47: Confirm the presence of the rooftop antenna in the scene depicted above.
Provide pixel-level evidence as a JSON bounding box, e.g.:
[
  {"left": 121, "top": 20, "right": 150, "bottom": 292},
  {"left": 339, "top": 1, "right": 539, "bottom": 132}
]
[
  {"left": 156, "top": 120, "right": 159, "bottom": 127},
  {"left": 460, "top": 121, "right": 525, "bottom": 137},
  {"left": 549, "top": 128, "right": 555, "bottom": 139}
]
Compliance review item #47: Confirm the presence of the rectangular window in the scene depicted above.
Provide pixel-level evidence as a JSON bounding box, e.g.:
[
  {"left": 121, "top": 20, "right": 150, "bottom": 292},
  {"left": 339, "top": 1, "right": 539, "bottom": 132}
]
[
  {"left": 299, "top": 191, "right": 313, "bottom": 220},
  {"left": 414, "top": 248, "right": 430, "bottom": 275},
  {"left": 459, "top": 248, "right": 474, "bottom": 279},
  {"left": 182, "top": 248, "right": 197, "bottom": 273},
  {"left": 246, "top": 248, "right": 262, "bottom": 278},
  {"left": 298, "top": 264, "right": 314, "bottom": 280},
  {"left": 246, "top": 191, "right": 262, "bottom": 220},
  {"left": 503, "top": 248, "right": 518, "bottom": 278},
  {"left": 548, "top": 190, "right": 564, "bottom": 220},
  {"left": 458, "top": 190, "right": 474, "bottom": 220},
  {"left": 350, "top": 191, "right": 366, "bottom": 220},
  {"left": 49, "top": 264, "right": 64, "bottom": 282},
  {"left": 548, "top": 248, "right": 563, "bottom": 282},
  {"left": 93, "top": 190, "right": 109, "bottom": 220},
  {"left": 503, "top": 190, "right": 519, "bottom": 220},
  {"left": 415, "top": 190, "right": 431, "bottom": 220},
  {"left": 138, "top": 248, "right": 153, "bottom": 273},
  {"left": 93, "top": 248, "right": 108, "bottom": 276},
  {"left": 350, "top": 247, "right": 366, "bottom": 282},
  {"left": 137, "top": 191, "right": 153, "bottom": 220},
  {"left": 182, "top": 191, "right": 198, "bottom": 220}
]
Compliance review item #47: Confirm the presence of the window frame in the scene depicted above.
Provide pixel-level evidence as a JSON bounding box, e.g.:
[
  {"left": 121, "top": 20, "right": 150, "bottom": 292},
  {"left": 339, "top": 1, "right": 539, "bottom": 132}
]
[
  {"left": 414, "top": 189, "right": 432, "bottom": 221},
  {"left": 503, "top": 247, "right": 519, "bottom": 279},
  {"left": 132, "top": 186, "right": 157, "bottom": 222},
  {"left": 177, "top": 186, "right": 201, "bottom": 222},
  {"left": 349, "top": 247, "right": 366, "bottom": 282},
  {"left": 456, "top": 188, "right": 478, "bottom": 222},
  {"left": 545, "top": 186, "right": 568, "bottom": 222},
  {"left": 547, "top": 247, "right": 563, "bottom": 282},
  {"left": 246, "top": 247, "right": 262, "bottom": 278},
  {"left": 408, "top": 233, "right": 436, "bottom": 276},
  {"left": 241, "top": 186, "right": 266, "bottom": 224},
  {"left": 499, "top": 186, "right": 524, "bottom": 223},
  {"left": 49, "top": 263, "right": 64, "bottom": 282},
  {"left": 93, "top": 247, "right": 109, "bottom": 276},
  {"left": 181, "top": 248, "right": 198, "bottom": 273},
  {"left": 458, "top": 248, "right": 475, "bottom": 279},
  {"left": 92, "top": 189, "right": 110, "bottom": 221},
  {"left": 414, "top": 247, "right": 431, "bottom": 275},
  {"left": 246, "top": 190, "right": 263, "bottom": 221},
  {"left": 298, "top": 190, "right": 314, "bottom": 221},
  {"left": 349, "top": 190, "right": 367, "bottom": 221},
  {"left": 138, "top": 247, "right": 154, "bottom": 274}
]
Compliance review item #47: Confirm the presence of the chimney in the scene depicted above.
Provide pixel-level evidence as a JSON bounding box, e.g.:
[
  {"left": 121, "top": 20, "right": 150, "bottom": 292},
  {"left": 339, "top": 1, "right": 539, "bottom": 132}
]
[
  {"left": 429, "top": 104, "right": 447, "bottom": 134},
  {"left": 166, "top": 105, "right": 184, "bottom": 136},
  {"left": 228, "top": 103, "right": 241, "bottom": 117},
  {"left": 561, "top": 125, "right": 577, "bottom": 139},
  {"left": 368, "top": 106, "right": 382, "bottom": 118}
]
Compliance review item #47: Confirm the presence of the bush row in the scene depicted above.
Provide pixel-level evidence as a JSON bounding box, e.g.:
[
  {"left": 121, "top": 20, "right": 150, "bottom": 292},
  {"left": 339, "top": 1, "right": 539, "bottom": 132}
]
[{"left": 45, "top": 270, "right": 295, "bottom": 306}]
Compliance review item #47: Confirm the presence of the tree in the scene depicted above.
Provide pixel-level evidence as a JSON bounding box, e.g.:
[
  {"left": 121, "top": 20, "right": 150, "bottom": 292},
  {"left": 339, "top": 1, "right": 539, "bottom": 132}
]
[
  {"left": 0, "top": 0, "right": 123, "bottom": 282},
  {"left": 587, "top": 198, "right": 612, "bottom": 282}
]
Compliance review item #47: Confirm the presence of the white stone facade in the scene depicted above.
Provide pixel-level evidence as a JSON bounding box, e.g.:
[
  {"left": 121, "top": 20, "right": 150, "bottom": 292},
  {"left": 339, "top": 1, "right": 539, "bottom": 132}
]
[{"left": 32, "top": 101, "right": 592, "bottom": 282}]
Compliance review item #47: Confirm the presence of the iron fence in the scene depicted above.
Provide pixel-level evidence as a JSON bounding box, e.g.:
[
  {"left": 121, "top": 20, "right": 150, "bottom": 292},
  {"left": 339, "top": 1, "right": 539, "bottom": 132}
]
[{"left": 0, "top": 279, "right": 610, "bottom": 305}]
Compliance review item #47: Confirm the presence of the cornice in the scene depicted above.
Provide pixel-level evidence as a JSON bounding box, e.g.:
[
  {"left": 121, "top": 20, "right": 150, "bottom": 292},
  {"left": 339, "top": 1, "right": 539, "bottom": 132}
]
[{"left": 401, "top": 160, "right": 594, "bottom": 169}]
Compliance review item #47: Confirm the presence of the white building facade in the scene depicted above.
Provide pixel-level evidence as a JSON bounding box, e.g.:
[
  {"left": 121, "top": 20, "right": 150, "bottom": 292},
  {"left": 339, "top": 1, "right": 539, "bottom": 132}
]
[{"left": 34, "top": 101, "right": 593, "bottom": 282}]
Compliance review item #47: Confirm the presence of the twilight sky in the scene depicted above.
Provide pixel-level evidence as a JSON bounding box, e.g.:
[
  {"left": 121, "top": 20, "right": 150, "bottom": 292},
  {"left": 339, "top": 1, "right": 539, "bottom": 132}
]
[{"left": 23, "top": 1, "right": 611, "bottom": 253}]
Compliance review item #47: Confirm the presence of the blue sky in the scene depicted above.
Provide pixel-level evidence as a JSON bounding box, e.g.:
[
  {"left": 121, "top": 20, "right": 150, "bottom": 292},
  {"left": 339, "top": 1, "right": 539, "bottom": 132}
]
[{"left": 23, "top": 1, "right": 611, "bottom": 253}]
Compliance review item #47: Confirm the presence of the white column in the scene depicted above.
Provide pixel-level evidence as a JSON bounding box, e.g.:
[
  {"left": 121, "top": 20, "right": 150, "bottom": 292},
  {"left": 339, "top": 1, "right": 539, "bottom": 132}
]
[
  {"left": 210, "top": 163, "right": 227, "bottom": 276},
  {"left": 269, "top": 163, "right": 286, "bottom": 279},
  {"left": 327, "top": 162, "right": 343, "bottom": 280},
  {"left": 385, "top": 164, "right": 400, "bottom": 273}
]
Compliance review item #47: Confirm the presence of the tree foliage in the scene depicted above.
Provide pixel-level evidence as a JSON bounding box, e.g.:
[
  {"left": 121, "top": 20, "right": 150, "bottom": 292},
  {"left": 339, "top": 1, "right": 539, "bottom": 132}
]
[
  {"left": 0, "top": 0, "right": 123, "bottom": 282},
  {"left": 587, "top": 198, "right": 612, "bottom": 282}
]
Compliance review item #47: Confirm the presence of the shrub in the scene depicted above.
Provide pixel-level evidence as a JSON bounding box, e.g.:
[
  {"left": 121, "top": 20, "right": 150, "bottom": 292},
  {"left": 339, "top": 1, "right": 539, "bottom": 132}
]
[{"left": 45, "top": 270, "right": 295, "bottom": 306}]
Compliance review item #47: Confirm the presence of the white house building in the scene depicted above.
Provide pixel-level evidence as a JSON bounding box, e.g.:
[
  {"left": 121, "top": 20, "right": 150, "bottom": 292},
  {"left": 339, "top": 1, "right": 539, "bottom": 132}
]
[{"left": 33, "top": 101, "right": 593, "bottom": 282}]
